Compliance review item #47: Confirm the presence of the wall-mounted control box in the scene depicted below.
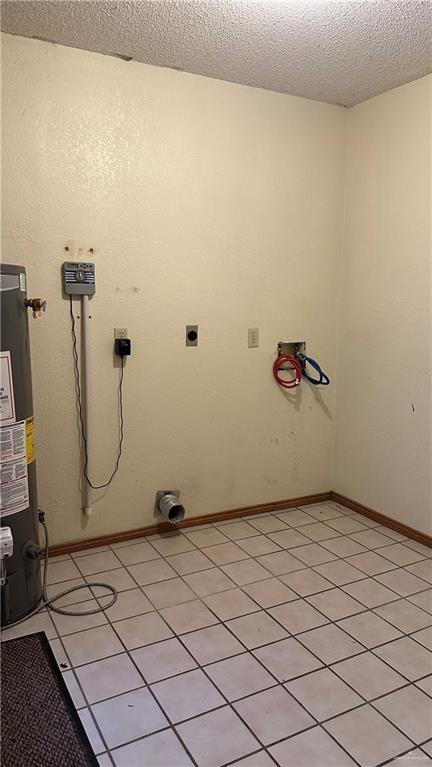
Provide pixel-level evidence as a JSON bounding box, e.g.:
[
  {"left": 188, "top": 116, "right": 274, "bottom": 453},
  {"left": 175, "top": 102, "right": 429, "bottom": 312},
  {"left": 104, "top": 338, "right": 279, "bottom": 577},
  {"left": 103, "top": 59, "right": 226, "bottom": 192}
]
[{"left": 62, "top": 262, "right": 96, "bottom": 295}]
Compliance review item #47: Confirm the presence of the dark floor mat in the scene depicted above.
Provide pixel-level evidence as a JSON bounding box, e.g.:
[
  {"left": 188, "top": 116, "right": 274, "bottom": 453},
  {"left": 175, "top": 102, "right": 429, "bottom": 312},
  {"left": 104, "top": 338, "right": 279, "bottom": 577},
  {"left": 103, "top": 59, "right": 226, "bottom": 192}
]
[{"left": 1, "top": 631, "right": 98, "bottom": 767}]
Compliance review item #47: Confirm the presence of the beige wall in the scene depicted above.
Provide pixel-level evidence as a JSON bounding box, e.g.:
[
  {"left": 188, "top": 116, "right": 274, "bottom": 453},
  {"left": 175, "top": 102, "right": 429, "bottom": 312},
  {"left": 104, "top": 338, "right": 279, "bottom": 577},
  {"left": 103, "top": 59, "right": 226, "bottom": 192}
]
[
  {"left": 333, "top": 76, "right": 432, "bottom": 535},
  {"left": 2, "top": 34, "right": 347, "bottom": 545}
]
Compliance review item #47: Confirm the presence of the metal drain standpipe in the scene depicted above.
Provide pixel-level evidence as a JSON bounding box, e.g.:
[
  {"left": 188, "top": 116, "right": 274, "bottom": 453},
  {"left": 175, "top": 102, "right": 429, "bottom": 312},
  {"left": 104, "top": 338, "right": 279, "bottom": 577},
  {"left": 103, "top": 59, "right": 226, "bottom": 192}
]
[{"left": 155, "top": 491, "right": 185, "bottom": 524}]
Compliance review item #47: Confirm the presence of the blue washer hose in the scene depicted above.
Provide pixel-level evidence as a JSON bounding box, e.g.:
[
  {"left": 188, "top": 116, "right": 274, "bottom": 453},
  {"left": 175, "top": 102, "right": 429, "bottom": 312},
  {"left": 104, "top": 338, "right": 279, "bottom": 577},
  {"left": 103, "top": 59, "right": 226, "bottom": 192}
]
[{"left": 299, "top": 355, "right": 330, "bottom": 386}]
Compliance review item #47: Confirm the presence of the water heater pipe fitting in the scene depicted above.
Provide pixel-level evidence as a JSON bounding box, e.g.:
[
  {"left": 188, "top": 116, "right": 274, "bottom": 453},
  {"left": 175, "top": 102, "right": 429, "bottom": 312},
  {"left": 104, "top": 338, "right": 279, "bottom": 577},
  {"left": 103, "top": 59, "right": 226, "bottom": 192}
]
[
  {"left": 25, "top": 297, "right": 47, "bottom": 318},
  {"left": 155, "top": 491, "right": 185, "bottom": 524}
]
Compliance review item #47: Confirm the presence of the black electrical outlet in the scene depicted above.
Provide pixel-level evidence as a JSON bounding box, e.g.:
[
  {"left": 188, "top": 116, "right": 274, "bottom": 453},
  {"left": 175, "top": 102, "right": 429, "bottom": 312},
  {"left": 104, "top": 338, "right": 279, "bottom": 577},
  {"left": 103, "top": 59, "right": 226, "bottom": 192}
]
[{"left": 186, "top": 325, "right": 198, "bottom": 346}]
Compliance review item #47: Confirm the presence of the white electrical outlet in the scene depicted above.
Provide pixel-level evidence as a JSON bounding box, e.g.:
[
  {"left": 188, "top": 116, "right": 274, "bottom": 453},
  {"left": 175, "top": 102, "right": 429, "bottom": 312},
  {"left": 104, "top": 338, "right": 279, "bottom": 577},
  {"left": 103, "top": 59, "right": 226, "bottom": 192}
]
[
  {"left": 114, "top": 328, "right": 128, "bottom": 339},
  {"left": 248, "top": 328, "right": 259, "bottom": 348}
]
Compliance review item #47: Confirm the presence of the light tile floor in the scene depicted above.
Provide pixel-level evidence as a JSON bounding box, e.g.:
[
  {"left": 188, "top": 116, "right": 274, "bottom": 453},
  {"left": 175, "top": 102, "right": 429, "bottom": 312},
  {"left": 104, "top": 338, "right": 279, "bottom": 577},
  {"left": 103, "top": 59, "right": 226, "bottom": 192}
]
[{"left": 2, "top": 501, "right": 432, "bottom": 767}]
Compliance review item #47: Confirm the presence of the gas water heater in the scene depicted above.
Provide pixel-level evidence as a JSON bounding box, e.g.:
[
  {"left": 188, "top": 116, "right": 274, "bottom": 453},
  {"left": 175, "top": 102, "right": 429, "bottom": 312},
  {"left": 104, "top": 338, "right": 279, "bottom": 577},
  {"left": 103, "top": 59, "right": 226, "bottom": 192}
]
[{"left": 0, "top": 264, "right": 43, "bottom": 624}]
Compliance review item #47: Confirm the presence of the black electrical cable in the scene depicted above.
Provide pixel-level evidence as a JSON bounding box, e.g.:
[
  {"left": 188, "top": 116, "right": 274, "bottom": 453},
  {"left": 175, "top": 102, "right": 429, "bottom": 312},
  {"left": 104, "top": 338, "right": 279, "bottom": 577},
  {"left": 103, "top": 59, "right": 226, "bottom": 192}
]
[
  {"left": 1, "top": 302, "right": 124, "bottom": 631},
  {"left": 2, "top": 511, "right": 117, "bottom": 628},
  {"left": 69, "top": 295, "right": 125, "bottom": 489}
]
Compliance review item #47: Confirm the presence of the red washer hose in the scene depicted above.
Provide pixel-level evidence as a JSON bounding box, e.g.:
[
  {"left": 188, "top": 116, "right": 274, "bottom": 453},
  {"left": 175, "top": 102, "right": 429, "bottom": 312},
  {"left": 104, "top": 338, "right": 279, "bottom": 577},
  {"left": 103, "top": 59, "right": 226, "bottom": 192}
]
[{"left": 273, "top": 355, "right": 302, "bottom": 389}]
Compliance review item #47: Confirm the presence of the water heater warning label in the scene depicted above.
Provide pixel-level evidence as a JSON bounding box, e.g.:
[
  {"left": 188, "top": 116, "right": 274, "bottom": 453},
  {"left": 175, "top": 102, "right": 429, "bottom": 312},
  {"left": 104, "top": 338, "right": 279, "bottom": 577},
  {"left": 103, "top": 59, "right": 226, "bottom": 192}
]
[
  {"left": 0, "top": 420, "right": 29, "bottom": 516},
  {"left": 0, "top": 352, "right": 16, "bottom": 426},
  {"left": 25, "top": 416, "right": 36, "bottom": 464}
]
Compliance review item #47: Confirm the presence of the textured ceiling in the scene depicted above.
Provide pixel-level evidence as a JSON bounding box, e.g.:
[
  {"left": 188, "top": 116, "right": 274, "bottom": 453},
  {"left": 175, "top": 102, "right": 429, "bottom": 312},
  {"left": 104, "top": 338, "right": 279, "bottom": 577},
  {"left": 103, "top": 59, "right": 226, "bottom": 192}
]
[{"left": 2, "top": 0, "right": 431, "bottom": 106}]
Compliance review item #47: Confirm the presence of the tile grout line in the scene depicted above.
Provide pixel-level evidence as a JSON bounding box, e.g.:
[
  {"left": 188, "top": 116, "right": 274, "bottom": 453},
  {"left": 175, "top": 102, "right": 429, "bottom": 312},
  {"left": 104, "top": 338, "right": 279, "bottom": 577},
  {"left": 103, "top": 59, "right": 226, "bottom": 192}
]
[
  {"left": 87, "top": 533, "right": 367, "bottom": 766},
  {"left": 100, "top": 558, "right": 288, "bottom": 764},
  {"left": 35, "top": 529, "right": 432, "bottom": 697},
  {"left": 102, "top": 558, "right": 424, "bottom": 767},
  {"left": 42, "top": 528, "right": 432, "bottom": 695},
  {"left": 82, "top": 541, "right": 428, "bottom": 765},
  {"left": 78, "top": 589, "right": 203, "bottom": 767},
  {"left": 154, "top": 536, "right": 430, "bottom": 758},
  {"left": 97, "top": 566, "right": 365, "bottom": 767},
  {"left": 4, "top": 505, "right": 431, "bottom": 767}
]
